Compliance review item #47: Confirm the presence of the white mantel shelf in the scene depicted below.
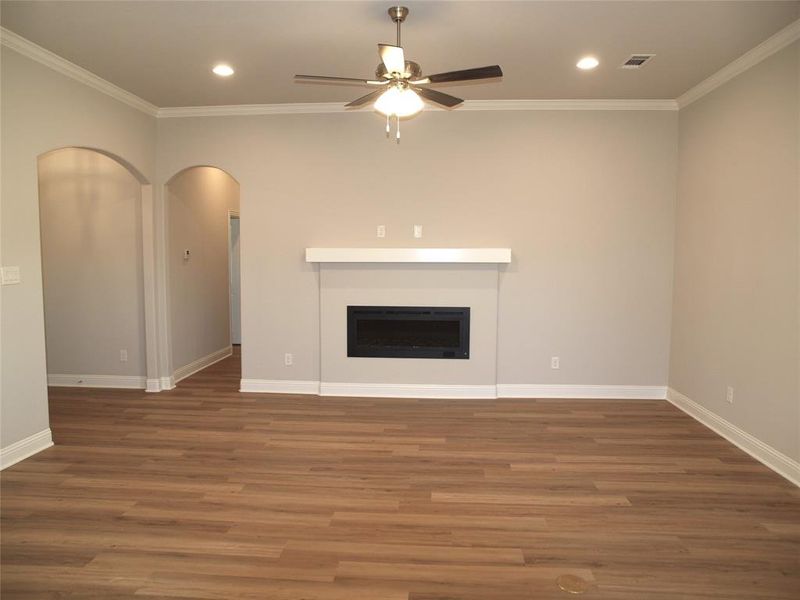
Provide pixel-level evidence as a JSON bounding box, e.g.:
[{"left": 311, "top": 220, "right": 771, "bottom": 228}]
[{"left": 305, "top": 248, "right": 512, "bottom": 264}]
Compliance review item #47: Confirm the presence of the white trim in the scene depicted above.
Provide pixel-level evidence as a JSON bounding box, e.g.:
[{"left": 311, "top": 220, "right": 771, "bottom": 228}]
[
  {"left": 172, "top": 346, "right": 232, "bottom": 385},
  {"left": 305, "top": 247, "right": 511, "bottom": 264},
  {"left": 667, "top": 388, "right": 800, "bottom": 487},
  {"left": 677, "top": 18, "right": 800, "bottom": 108},
  {"left": 239, "top": 381, "right": 665, "bottom": 400},
  {"left": 497, "top": 384, "right": 667, "bottom": 399},
  {"left": 1, "top": 429, "right": 54, "bottom": 470},
  {"left": 0, "top": 27, "right": 158, "bottom": 117},
  {"left": 320, "top": 382, "right": 497, "bottom": 399},
  {"left": 145, "top": 378, "right": 162, "bottom": 393},
  {"left": 47, "top": 374, "right": 147, "bottom": 389},
  {"left": 157, "top": 99, "right": 677, "bottom": 118},
  {"left": 160, "top": 376, "right": 175, "bottom": 391},
  {"left": 240, "top": 379, "right": 321, "bottom": 394}
]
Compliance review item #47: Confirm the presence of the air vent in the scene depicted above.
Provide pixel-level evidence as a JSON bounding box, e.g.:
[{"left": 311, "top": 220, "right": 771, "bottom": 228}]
[{"left": 621, "top": 54, "right": 655, "bottom": 69}]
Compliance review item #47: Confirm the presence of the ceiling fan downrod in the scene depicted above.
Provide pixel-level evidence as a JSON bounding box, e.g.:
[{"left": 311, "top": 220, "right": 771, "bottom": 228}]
[{"left": 389, "top": 6, "right": 408, "bottom": 46}]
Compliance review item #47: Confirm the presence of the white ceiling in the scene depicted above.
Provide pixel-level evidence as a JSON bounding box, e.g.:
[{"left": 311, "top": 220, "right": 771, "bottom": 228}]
[{"left": 1, "top": 1, "right": 798, "bottom": 107}]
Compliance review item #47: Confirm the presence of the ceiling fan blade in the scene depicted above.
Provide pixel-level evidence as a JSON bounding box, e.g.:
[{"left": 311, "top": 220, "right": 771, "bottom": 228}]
[
  {"left": 414, "top": 65, "right": 503, "bottom": 85},
  {"left": 295, "top": 74, "right": 386, "bottom": 86},
  {"left": 378, "top": 44, "right": 406, "bottom": 75},
  {"left": 415, "top": 87, "right": 463, "bottom": 108},
  {"left": 345, "top": 88, "right": 387, "bottom": 108}
]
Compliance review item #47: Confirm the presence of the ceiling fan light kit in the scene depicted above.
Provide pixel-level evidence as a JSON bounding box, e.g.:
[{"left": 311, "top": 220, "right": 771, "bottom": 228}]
[{"left": 294, "top": 6, "right": 503, "bottom": 143}]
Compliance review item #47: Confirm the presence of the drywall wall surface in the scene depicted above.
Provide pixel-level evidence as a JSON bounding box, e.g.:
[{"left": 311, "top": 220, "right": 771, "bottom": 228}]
[
  {"left": 157, "top": 108, "right": 677, "bottom": 388},
  {"left": 0, "top": 47, "right": 156, "bottom": 449},
  {"left": 670, "top": 42, "right": 799, "bottom": 459}
]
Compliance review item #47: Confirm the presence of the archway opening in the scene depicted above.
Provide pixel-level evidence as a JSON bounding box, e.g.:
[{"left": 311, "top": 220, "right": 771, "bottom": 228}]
[
  {"left": 165, "top": 166, "right": 241, "bottom": 386},
  {"left": 37, "top": 147, "right": 151, "bottom": 390}
]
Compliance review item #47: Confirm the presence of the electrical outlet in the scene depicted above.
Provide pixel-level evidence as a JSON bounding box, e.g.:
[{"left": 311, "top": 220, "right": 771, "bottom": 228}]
[
  {"left": 120, "top": 349, "right": 128, "bottom": 362},
  {"left": 413, "top": 225, "right": 423, "bottom": 238},
  {"left": 551, "top": 356, "right": 560, "bottom": 369},
  {"left": 726, "top": 386, "right": 734, "bottom": 404},
  {"left": 377, "top": 225, "right": 386, "bottom": 238},
  {"left": 284, "top": 353, "right": 293, "bottom": 366}
]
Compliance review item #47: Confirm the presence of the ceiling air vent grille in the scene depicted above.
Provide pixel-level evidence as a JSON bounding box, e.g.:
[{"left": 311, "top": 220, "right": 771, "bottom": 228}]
[{"left": 621, "top": 54, "right": 655, "bottom": 69}]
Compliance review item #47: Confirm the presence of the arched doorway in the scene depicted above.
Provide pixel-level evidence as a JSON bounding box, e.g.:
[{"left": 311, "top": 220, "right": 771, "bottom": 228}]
[
  {"left": 37, "top": 147, "right": 158, "bottom": 390},
  {"left": 163, "top": 166, "right": 241, "bottom": 386}
]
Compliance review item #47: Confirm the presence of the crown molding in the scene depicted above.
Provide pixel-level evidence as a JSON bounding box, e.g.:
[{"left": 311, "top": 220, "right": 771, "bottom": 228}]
[
  {"left": 0, "top": 26, "right": 159, "bottom": 117},
  {"left": 157, "top": 98, "right": 677, "bottom": 118},
  {"left": 677, "top": 18, "right": 800, "bottom": 109}
]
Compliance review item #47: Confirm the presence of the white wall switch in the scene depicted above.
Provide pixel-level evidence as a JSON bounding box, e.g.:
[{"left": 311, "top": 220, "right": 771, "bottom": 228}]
[
  {"left": 284, "top": 353, "right": 293, "bottom": 366},
  {"left": 120, "top": 349, "right": 128, "bottom": 362},
  {"left": 376, "top": 225, "right": 386, "bottom": 238},
  {"left": 1, "top": 266, "right": 21, "bottom": 285},
  {"left": 551, "top": 356, "right": 560, "bottom": 369},
  {"left": 413, "top": 225, "right": 423, "bottom": 238},
  {"left": 726, "top": 386, "right": 734, "bottom": 404}
]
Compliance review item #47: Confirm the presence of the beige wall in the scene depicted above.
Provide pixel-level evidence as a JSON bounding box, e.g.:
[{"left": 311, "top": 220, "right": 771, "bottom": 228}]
[
  {"left": 38, "top": 148, "right": 146, "bottom": 378},
  {"left": 166, "top": 167, "right": 239, "bottom": 371},
  {"left": 0, "top": 47, "right": 156, "bottom": 449},
  {"left": 157, "top": 109, "right": 678, "bottom": 388},
  {"left": 670, "top": 42, "right": 800, "bottom": 460}
]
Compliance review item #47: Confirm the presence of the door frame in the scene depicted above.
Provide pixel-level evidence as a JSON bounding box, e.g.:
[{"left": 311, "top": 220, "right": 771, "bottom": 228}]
[{"left": 227, "top": 210, "right": 241, "bottom": 346}]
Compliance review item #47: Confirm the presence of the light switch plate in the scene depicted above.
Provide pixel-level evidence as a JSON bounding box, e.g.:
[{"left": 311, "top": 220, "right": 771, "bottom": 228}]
[
  {"left": 413, "top": 225, "right": 423, "bottom": 238},
  {"left": 1, "top": 266, "right": 21, "bottom": 285}
]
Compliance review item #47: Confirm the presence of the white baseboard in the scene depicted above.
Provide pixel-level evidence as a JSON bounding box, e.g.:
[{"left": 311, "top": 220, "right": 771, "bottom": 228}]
[
  {"left": 240, "top": 379, "right": 321, "bottom": 394},
  {"left": 172, "top": 346, "right": 232, "bottom": 385},
  {"left": 1, "top": 428, "right": 53, "bottom": 470},
  {"left": 159, "top": 375, "right": 175, "bottom": 391},
  {"left": 47, "top": 374, "right": 146, "bottom": 389},
  {"left": 497, "top": 384, "right": 667, "bottom": 399},
  {"left": 145, "top": 378, "right": 162, "bottom": 393},
  {"left": 320, "top": 382, "right": 498, "bottom": 399},
  {"left": 239, "top": 381, "right": 665, "bottom": 401},
  {"left": 667, "top": 387, "right": 800, "bottom": 487}
]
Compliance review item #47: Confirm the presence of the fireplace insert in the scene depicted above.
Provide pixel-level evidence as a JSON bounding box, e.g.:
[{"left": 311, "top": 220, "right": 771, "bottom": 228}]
[{"left": 347, "top": 306, "right": 470, "bottom": 359}]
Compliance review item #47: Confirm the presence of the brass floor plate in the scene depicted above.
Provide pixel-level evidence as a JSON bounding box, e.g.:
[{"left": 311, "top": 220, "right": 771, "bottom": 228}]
[{"left": 557, "top": 574, "right": 590, "bottom": 594}]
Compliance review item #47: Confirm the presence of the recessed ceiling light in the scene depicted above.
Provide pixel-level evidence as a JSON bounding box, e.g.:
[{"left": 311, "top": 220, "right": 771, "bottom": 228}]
[
  {"left": 576, "top": 56, "right": 599, "bottom": 70},
  {"left": 212, "top": 64, "right": 234, "bottom": 77}
]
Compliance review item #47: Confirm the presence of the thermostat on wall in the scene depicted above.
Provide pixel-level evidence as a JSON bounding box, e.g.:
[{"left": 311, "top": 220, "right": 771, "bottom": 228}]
[{"left": 183, "top": 249, "right": 190, "bottom": 260}]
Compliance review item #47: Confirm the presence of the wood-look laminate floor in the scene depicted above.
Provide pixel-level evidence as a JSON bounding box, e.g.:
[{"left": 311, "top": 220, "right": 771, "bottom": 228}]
[{"left": 2, "top": 350, "right": 799, "bottom": 599}]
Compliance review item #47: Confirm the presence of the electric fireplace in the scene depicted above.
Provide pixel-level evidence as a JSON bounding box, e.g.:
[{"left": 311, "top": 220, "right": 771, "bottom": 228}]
[{"left": 347, "top": 306, "right": 470, "bottom": 359}]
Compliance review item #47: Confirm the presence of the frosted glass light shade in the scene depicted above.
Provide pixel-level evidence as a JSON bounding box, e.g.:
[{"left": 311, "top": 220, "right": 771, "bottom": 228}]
[{"left": 374, "top": 87, "right": 424, "bottom": 117}]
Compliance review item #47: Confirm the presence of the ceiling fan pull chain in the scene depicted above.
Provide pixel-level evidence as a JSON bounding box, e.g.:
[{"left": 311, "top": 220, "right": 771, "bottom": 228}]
[
  {"left": 396, "top": 115, "right": 400, "bottom": 144},
  {"left": 386, "top": 114, "right": 391, "bottom": 137}
]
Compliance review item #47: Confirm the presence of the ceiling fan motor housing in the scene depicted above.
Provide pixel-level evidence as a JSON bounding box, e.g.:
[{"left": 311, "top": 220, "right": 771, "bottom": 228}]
[{"left": 375, "top": 60, "right": 422, "bottom": 80}]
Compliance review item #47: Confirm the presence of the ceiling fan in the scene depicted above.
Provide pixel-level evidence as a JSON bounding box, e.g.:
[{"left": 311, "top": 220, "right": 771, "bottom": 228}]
[{"left": 295, "top": 6, "right": 503, "bottom": 142}]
